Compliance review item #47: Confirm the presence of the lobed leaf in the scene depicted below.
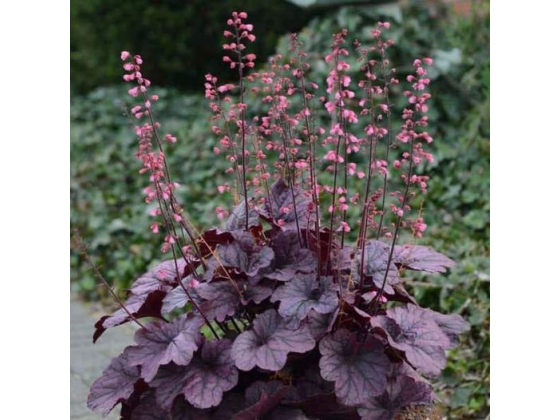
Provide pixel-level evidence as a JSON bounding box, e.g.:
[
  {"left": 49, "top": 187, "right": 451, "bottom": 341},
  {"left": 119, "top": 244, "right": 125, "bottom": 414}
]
[
  {"left": 354, "top": 241, "right": 401, "bottom": 295},
  {"left": 306, "top": 309, "right": 338, "bottom": 341},
  {"left": 370, "top": 304, "right": 452, "bottom": 377},
  {"left": 196, "top": 279, "right": 274, "bottom": 322},
  {"left": 216, "top": 230, "right": 274, "bottom": 277},
  {"left": 392, "top": 245, "right": 455, "bottom": 273},
  {"left": 231, "top": 309, "right": 316, "bottom": 371},
  {"left": 226, "top": 201, "right": 260, "bottom": 230},
  {"left": 150, "top": 339, "right": 238, "bottom": 410},
  {"left": 417, "top": 307, "right": 471, "bottom": 348},
  {"left": 130, "top": 259, "right": 189, "bottom": 295},
  {"left": 127, "top": 314, "right": 203, "bottom": 381},
  {"left": 266, "top": 230, "right": 317, "bottom": 281},
  {"left": 357, "top": 363, "right": 433, "bottom": 420},
  {"left": 183, "top": 339, "right": 238, "bottom": 408},
  {"left": 357, "top": 372, "right": 433, "bottom": 420},
  {"left": 262, "top": 178, "right": 317, "bottom": 231},
  {"left": 271, "top": 274, "right": 338, "bottom": 321},
  {"left": 319, "top": 329, "right": 390, "bottom": 406},
  {"left": 93, "top": 260, "right": 189, "bottom": 342},
  {"left": 160, "top": 277, "right": 201, "bottom": 315},
  {"left": 232, "top": 381, "right": 290, "bottom": 420},
  {"left": 87, "top": 347, "right": 141, "bottom": 416},
  {"left": 197, "top": 228, "right": 235, "bottom": 259}
]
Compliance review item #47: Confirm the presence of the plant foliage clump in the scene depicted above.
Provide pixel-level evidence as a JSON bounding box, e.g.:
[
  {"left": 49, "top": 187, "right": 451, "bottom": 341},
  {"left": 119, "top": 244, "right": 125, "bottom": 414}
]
[{"left": 86, "top": 11, "right": 470, "bottom": 420}]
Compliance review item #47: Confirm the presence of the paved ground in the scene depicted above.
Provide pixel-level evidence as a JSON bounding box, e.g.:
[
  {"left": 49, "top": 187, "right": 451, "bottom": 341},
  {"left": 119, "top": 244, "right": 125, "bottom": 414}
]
[{"left": 70, "top": 296, "right": 137, "bottom": 420}]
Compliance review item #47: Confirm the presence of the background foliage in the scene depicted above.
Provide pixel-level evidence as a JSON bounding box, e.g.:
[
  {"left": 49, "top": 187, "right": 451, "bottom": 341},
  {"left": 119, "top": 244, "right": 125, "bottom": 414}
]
[
  {"left": 70, "top": 0, "right": 313, "bottom": 94},
  {"left": 71, "top": 1, "right": 489, "bottom": 418}
]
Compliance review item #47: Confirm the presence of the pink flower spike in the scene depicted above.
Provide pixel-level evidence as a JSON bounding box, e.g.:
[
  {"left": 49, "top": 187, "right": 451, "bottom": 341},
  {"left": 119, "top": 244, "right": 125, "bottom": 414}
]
[
  {"left": 216, "top": 206, "right": 229, "bottom": 219},
  {"left": 150, "top": 223, "right": 159, "bottom": 234},
  {"left": 337, "top": 222, "right": 351, "bottom": 233}
]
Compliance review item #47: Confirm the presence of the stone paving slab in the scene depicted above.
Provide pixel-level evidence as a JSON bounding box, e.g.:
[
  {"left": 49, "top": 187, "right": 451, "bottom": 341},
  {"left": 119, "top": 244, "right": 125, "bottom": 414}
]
[{"left": 70, "top": 296, "right": 137, "bottom": 420}]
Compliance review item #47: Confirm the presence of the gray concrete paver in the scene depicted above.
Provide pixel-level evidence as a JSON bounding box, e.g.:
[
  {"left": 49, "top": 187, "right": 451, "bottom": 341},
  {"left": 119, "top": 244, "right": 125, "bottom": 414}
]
[{"left": 70, "top": 296, "right": 137, "bottom": 419}]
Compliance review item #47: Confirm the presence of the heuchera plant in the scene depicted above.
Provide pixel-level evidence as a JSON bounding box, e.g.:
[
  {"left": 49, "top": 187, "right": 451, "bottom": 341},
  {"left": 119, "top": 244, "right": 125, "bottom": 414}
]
[{"left": 87, "top": 11, "right": 469, "bottom": 420}]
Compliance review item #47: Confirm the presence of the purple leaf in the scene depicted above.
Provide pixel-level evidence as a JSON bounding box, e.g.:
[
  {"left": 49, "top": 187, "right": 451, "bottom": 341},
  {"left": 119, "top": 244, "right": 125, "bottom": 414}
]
[
  {"left": 319, "top": 329, "right": 390, "bottom": 406},
  {"left": 417, "top": 308, "right": 470, "bottom": 348},
  {"left": 370, "top": 304, "right": 451, "bottom": 377},
  {"left": 127, "top": 393, "right": 167, "bottom": 420},
  {"left": 216, "top": 231, "right": 274, "bottom": 276},
  {"left": 171, "top": 398, "right": 211, "bottom": 420},
  {"left": 270, "top": 407, "right": 311, "bottom": 420},
  {"left": 87, "top": 347, "right": 141, "bottom": 416},
  {"left": 290, "top": 393, "right": 359, "bottom": 420},
  {"left": 262, "top": 178, "right": 317, "bottom": 230},
  {"left": 93, "top": 260, "right": 188, "bottom": 342},
  {"left": 93, "top": 291, "right": 167, "bottom": 343},
  {"left": 357, "top": 364, "right": 433, "bottom": 420},
  {"left": 306, "top": 309, "right": 338, "bottom": 341},
  {"left": 197, "top": 228, "right": 235, "bottom": 258},
  {"left": 127, "top": 393, "right": 211, "bottom": 420},
  {"left": 392, "top": 245, "right": 455, "bottom": 273},
  {"left": 390, "top": 283, "right": 418, "bottom": 305},
  {"left": 271, "top": 274, "right": 338, "bottom": 321},
  {"left": 267, "top": 231, "right": 317, "bottom": 281},
  {"left": 226, "top": 201, "right": 260, "bottom": 230},
  {"left": 161, "top": 277, "right": 202, "bottom": 315},
  {"left": 232, "top": 381, "right": 290, "bottom": 420},
  {"left": 231, "top": 309, "right": 316, "bottom": 371},
  {"left": 196, "top": 280, "right": 274, "bottom": 322},
  {"left": 150, "top": 339, "right": 238, "bottom": 409},
  {"left": 283, "top": 366, "right": 334, "bottom": 404},
  {"left": 336, "top": 246, "right": 354, "bottom": 272},
  {"left": 354, "top": 240, "right": 401, "bottom": 295},
  {"left": 130, "top": 259, "right": 188, "bottom": 295},
  {"left": 244, "top": 380, "right": 287, "bottom": 405},
  {"left": 128, "top": 315, "right": 203, "bottom": 381},
  {"left": 211, "top": 394, "right": 247, "bottom": 420},
  {"left": 182, "top": 339, "right": 238, "bottom": 408},
  {"left": 149, "top": 364, "right": 191, "bottom": 411}
]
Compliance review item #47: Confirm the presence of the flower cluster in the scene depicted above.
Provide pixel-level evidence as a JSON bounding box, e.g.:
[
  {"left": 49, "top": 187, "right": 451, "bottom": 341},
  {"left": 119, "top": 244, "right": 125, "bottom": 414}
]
[{"left": 88, "top": 12, "right": 469, "bottom": 420}]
